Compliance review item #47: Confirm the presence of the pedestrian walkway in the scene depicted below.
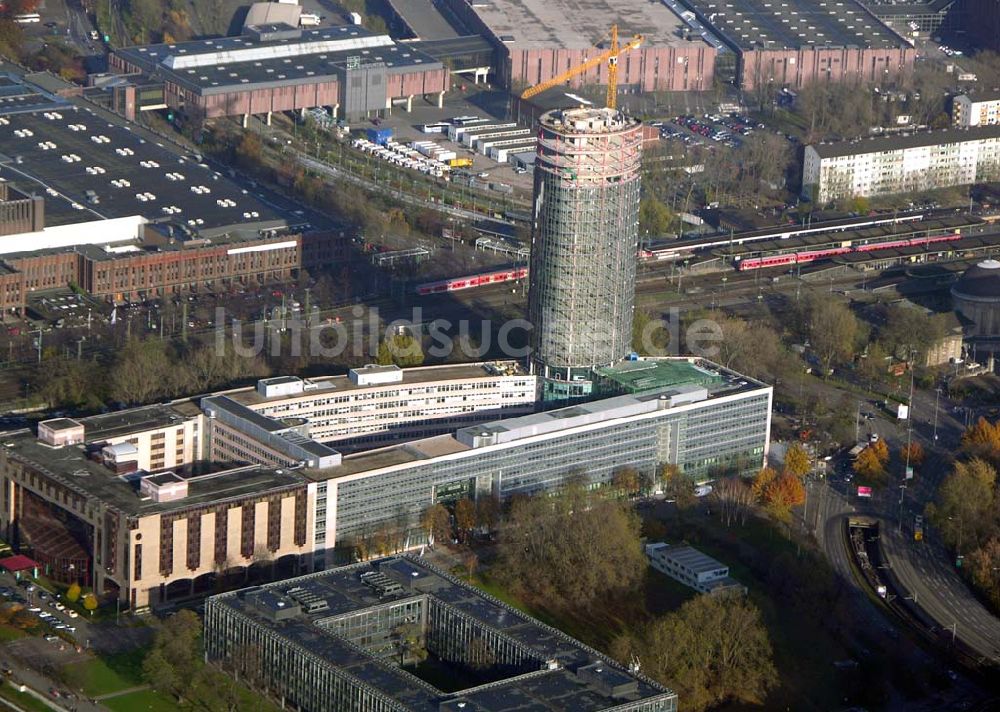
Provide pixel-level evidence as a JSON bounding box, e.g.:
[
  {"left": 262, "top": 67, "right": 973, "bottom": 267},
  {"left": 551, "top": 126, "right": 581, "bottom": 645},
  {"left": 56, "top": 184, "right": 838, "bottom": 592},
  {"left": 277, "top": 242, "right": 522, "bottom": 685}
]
[{"left": 93, "top": 685, "right": 149, "bottom": 701}]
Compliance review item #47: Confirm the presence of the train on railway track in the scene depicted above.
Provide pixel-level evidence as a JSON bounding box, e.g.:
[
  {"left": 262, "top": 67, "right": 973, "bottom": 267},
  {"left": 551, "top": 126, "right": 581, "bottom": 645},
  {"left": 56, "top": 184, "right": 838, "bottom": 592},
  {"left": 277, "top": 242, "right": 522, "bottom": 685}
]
[
  {"left": 415, "top": 267, "right": 528, "bottom": 295},
  {"left": 734, "top": 230, "right": 963, "bottom": 271}
]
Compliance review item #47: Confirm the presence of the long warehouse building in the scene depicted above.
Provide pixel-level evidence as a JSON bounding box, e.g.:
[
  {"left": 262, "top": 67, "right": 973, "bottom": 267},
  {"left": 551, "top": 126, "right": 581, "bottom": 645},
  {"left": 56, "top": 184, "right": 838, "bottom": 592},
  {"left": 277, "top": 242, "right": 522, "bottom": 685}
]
[
  {"left": 672, "top": 0, "right": 915, "bottom": 89},
  {"left": 111, "top": 23, "right": 450, "bottom": 123},
  {"left": 441, "top": 0, "right": 718, "bottom": 93}
]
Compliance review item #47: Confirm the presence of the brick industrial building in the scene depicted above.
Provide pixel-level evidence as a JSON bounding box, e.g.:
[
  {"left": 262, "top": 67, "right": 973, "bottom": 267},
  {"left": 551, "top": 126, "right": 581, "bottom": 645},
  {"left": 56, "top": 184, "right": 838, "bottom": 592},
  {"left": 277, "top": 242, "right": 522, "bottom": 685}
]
[
  {"left": 0, "top": 74, "right": 346, "bottom": 314},
  {"left": 441, "top": 0, "right": 718, "bottom": 93},
  {"left": 110, "top": 23, "right": 450, "bottom": 123},
  {"left": 672, "top": 0, "right": 914, "bottom": 90}
]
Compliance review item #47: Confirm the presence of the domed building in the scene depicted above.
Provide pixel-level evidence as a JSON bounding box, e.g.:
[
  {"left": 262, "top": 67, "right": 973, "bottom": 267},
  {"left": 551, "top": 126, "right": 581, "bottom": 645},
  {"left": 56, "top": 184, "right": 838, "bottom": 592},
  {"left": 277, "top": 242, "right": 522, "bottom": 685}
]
[{"left": 952, "top": 259, "right": 1000, "bottom": 341}]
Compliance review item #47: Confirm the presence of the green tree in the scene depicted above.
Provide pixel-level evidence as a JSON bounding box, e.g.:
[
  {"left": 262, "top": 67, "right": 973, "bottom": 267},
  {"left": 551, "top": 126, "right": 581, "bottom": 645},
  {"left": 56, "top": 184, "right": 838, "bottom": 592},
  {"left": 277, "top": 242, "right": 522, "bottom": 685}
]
[
  {"left": 638, "top": 196, "right": 673, "bottom": 238},
  {"left": 631, "top": 309, "right": 671, "bottom": 356},
  {"left": 375, "top": 334, "right": 424, "bottom": 367},
  {"left": 142, "top": 609, "right": 202, "bottom": 702},
  {"left": 495, "top": 483, "right": 646, "bottom": 610},
  {"left": 927, "top": 458, "right": 996, "bottom": 554},
  {"left": 661, "top": 463, "right": 696, "bottom": 508},
  {"left": 611, "top": 466, "right": 641, "bottom": 499},
  {"left": 613, "top": 592, "right": 777, "bottom": 712},
  {"left": 82, "top": 593, "right": 98, "bottom": 612},
  {"left": 783, "top": 443, "right": 811, "bottom": 478},
  {"left": 65, "top": 583, "right": 81, "bottom": 603},
  {"left": 805, "top": 294, "right": 859, "bottom": 374}
]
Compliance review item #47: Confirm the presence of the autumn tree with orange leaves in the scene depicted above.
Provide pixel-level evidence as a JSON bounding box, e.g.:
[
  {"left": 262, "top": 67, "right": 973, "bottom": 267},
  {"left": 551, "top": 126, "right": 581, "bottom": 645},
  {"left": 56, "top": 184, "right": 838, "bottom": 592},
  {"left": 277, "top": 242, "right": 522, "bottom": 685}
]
[
  {"left": 899, "top": 441, "right": 925, "bottom": 467},
  {"left": 962, "top": 417, "right": 1000, "bottom": 466}
]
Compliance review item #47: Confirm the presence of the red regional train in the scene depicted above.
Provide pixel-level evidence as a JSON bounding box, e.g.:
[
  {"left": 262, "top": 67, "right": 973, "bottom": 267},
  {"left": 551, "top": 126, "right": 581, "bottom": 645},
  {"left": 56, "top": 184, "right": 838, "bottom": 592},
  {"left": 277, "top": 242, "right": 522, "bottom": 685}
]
[
  {"left": 735, "top": 231, "right": 962, "bottom": 271},
  {"left": 415, "top": 267, "right": 529, "bottom": 295}
]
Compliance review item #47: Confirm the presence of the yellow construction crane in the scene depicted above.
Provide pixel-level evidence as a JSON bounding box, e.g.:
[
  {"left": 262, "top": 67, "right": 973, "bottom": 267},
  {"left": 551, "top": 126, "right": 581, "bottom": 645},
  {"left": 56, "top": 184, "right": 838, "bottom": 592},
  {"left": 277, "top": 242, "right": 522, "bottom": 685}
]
[{"left": 519, "top": 25, "right": 643, "bottom": 110}]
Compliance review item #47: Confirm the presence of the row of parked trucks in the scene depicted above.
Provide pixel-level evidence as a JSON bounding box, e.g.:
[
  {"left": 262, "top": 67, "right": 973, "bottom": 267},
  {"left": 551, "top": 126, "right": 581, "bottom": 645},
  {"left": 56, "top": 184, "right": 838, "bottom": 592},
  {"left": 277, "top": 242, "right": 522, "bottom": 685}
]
[{"left": 355, "top": 128, "right": 474, "bottom": 177}]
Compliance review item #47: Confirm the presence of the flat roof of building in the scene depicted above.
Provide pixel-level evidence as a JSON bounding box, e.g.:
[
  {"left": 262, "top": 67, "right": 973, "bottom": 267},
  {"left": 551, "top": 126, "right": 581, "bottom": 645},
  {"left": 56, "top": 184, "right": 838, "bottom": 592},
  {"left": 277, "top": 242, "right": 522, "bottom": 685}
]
[
  {"left": 229, "top": 362, "right": 527, "bottom": 407},
  {"left": 674, "top": 0, "right": 908, "bottom": 51},
  {"left": 310, "top": 359, "right": 768, "bottom": 480},
  {"left": 386, "top": 0, "right": 462, "bottom": 39},
  {"left": 809, "top": 125, "right": 1000, "bottom": 158},
  {"left": 81, "top": 404, "right": 192, "bottom": 442},
  {"left": 654, "top": 544, "right": 728, "bottom": 575},
  {"left": 116, "top": 25, "right": 444, "bottom": 95},
  {"left": 210, "top": 557, "right": 675, "bottom": 710},
  {"left": 0, "top": 104, "right": 284, "bottom": 234},
  {"left": 596, "top": 359, "right": 724, "bottom": 393},
  {"left": 468, "top": 0, "right": 705, "bottom": 50},
  {"left": 958, "top": 89, "right": 1000, "bottom": 103},
  {"left": 3, "top": 428, "right": 306, "bottom": 516}
]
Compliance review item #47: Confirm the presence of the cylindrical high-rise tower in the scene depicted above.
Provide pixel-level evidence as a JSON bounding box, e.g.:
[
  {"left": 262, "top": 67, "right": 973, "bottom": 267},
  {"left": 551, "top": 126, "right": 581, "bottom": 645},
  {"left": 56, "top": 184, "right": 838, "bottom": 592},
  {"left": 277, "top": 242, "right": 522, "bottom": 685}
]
[{"left": 527, "top": 107, "right": 643, "bottom": 400}]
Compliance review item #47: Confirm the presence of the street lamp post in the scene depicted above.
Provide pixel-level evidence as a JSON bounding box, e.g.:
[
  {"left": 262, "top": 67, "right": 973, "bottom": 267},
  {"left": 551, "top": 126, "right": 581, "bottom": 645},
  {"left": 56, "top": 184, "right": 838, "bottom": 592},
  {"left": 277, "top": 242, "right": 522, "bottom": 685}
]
[{"left": 932, "top": 387, "right": 941, "bottom": 443}]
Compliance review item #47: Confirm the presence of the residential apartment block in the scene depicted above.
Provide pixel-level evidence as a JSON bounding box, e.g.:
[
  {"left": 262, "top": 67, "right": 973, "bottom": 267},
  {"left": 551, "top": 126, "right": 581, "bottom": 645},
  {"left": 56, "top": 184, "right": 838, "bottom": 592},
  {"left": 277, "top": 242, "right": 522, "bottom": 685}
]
[
  {"left": 953, "top": 92, "right": 1000, "bottom": 127},
  {"left": 803, "top": 126, "right": 1000, "bottom": 203}
]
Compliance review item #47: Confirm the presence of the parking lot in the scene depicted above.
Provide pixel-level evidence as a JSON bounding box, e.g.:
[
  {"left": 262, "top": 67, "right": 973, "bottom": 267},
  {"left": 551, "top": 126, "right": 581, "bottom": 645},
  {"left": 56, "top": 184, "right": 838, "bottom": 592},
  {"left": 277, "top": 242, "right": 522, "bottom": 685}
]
[
  {"left": 356, "top": 86, "right": 536, "bottom": 193},
  {"left": 3, "top": 578, "right": 84, "bottom": 640},
  {"left": 653, "top": 112, "right": 774, "bottom": 150}
]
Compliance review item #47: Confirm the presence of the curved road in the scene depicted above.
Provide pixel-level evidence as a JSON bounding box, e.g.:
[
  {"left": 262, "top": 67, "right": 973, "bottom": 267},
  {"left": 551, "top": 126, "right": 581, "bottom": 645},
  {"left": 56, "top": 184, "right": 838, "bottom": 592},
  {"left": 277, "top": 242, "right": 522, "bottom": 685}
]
[{"left": 882, "top": 519, "right": 1000, "bottom": 665}]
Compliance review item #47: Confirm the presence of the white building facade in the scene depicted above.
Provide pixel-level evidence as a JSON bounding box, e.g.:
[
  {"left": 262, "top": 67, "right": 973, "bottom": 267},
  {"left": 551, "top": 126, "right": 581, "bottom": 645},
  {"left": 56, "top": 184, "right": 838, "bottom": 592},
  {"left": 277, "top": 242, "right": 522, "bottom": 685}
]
[
  {"left": 953, "top": 93, "right": 1000, "bottom": 127},
  {"left": 803, "top": 126, "right": 1000, "bottom": 203}
]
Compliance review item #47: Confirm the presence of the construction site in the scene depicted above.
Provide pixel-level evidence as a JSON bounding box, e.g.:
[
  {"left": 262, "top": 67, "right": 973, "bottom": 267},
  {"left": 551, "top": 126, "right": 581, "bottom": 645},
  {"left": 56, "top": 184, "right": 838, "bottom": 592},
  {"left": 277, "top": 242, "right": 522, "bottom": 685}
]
[{"left": 528, "top": 106, "right": 644, "bottom": 399}]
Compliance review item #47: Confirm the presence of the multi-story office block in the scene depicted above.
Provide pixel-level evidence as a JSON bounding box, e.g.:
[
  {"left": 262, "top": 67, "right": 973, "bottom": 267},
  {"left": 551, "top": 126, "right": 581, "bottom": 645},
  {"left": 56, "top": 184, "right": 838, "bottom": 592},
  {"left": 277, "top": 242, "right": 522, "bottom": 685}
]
[
  {"left": 204, "top": 556, "right": 678, "bottom": 712},
  {"left": 527, "top": 108, "right": 643, "bottom": 400},
  {"left": 0, "top": 358, "right": 770, "bottom": 609},
  {"left": 231, "top": 362, "right": 537, "bottom": 451},
  {"left": 803, "top": 127, "right": 1000, "bottom": 203}
]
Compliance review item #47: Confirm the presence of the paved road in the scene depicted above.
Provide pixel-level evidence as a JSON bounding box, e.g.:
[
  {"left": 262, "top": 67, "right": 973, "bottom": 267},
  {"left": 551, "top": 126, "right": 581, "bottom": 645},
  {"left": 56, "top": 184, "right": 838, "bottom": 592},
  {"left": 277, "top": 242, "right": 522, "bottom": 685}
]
[{"left": 882, "top": 522, "right": 1000, "bottom": 665}]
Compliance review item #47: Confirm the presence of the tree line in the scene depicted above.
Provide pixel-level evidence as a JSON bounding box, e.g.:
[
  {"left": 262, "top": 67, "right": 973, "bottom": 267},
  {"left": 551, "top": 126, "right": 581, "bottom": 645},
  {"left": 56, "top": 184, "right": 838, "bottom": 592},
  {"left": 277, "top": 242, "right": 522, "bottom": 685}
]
[
  {"left": 926, "top": 418, "right": 1000, "bottom": 611},
  {"left": 449, "top": 478, "right": 780, "bottom": 712}
]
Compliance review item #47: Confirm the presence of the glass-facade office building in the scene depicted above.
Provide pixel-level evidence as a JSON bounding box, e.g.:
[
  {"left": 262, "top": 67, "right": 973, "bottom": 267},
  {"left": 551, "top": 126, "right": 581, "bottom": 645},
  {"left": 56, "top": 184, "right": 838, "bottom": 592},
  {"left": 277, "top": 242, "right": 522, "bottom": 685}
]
[{"left": 316, "top": 363, "right": 771, "bottom": 549}]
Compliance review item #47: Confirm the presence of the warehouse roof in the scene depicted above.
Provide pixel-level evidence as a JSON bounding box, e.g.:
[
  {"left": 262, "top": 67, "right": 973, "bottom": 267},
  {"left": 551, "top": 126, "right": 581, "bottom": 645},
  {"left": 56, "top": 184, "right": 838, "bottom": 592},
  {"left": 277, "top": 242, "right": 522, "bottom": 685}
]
[
  {"left": 808, "top": 125, "right": 1000, "bottom": 158},
  {"left": 0, "top": 104, "right": 283, "bottom": 234},
  {"left": 116, "top": 25, "right": 444, "bottom": 94},
  {"left": 674, "top": 0, "right": 908, "bottom": 51},
  {"left": 468, "top": 0, "right": 707, "bottom": 49}
]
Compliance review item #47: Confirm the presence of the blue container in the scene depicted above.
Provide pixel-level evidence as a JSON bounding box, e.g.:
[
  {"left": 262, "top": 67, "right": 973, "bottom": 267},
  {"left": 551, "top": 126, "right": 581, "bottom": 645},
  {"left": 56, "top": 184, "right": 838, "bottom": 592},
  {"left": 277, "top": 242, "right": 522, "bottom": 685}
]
[{"left": 366, "top": 127, "right": 394, "bottom": 145}]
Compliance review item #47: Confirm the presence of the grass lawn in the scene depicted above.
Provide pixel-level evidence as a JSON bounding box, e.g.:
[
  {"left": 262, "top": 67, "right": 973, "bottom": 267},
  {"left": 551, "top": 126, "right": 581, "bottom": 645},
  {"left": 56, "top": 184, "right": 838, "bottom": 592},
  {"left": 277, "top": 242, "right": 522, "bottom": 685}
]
[
  {"left": 103, "top": 689, "right": 177, "bottom": 712},
  {"left": 651, "top": 513, "right": 857, "bottom": 711},
  {"left": 0, "top": 682, "right": 54, "bottom": 712},
  {"left": 61, "top": 649, "right": 146, "bottom": 697},
  {"left": 0, "top": 626, "right": 25, "bottom": 643}
]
